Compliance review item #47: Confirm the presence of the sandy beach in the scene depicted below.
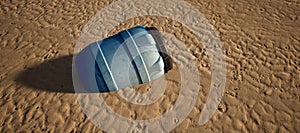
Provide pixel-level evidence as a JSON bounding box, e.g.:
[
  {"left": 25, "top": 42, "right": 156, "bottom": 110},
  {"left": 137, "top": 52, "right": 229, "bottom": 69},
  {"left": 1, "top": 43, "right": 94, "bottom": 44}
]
[{"left": 0, "top": 0, "right": 299, "bottom": 132}]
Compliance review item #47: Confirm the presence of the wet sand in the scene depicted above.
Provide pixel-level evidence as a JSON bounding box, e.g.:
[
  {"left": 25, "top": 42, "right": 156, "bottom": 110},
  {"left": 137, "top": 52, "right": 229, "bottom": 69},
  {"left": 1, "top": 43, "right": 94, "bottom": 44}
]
[{"left": 0, "top": 0, "right": 299, "bottom": 132}]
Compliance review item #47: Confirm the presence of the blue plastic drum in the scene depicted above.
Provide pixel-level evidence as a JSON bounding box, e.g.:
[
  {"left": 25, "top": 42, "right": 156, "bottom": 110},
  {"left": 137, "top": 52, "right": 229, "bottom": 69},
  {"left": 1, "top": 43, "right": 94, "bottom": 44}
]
[{"left": 75, "top": 26, "right": 172, "bottom": 93}]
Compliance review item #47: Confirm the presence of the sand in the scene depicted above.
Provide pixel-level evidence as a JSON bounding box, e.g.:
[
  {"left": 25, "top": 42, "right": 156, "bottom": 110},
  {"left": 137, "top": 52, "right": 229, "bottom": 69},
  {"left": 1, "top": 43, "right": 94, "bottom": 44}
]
[{"left": 0, "top": 0, "right": 299, "bottom": 132}]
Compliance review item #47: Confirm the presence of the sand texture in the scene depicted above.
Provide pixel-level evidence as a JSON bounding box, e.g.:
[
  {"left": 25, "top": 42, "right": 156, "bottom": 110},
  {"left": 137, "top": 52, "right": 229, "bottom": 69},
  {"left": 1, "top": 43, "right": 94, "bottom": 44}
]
[{"left": 1, "top": 0, "right": 300, "bottom": 132}]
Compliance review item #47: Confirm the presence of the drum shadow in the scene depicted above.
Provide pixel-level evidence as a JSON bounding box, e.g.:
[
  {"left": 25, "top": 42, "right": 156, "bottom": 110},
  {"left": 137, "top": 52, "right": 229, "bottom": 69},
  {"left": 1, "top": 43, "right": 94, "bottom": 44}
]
[{"left": 15, "top": 55, "right": 76, "bottom": 93}]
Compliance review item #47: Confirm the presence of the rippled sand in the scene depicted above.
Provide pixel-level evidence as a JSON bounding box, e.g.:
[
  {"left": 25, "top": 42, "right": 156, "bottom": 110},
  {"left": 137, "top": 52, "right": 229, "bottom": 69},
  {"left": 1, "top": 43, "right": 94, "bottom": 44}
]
[{"left": 0, "top": 0, "right": 299, "bottom": 132}]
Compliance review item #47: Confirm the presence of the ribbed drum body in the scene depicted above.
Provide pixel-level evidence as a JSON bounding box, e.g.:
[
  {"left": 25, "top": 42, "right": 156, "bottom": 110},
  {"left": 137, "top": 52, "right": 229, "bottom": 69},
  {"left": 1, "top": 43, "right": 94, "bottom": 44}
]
[{"left": 75, "top": 26, "right": 168, "bottom": 93}]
